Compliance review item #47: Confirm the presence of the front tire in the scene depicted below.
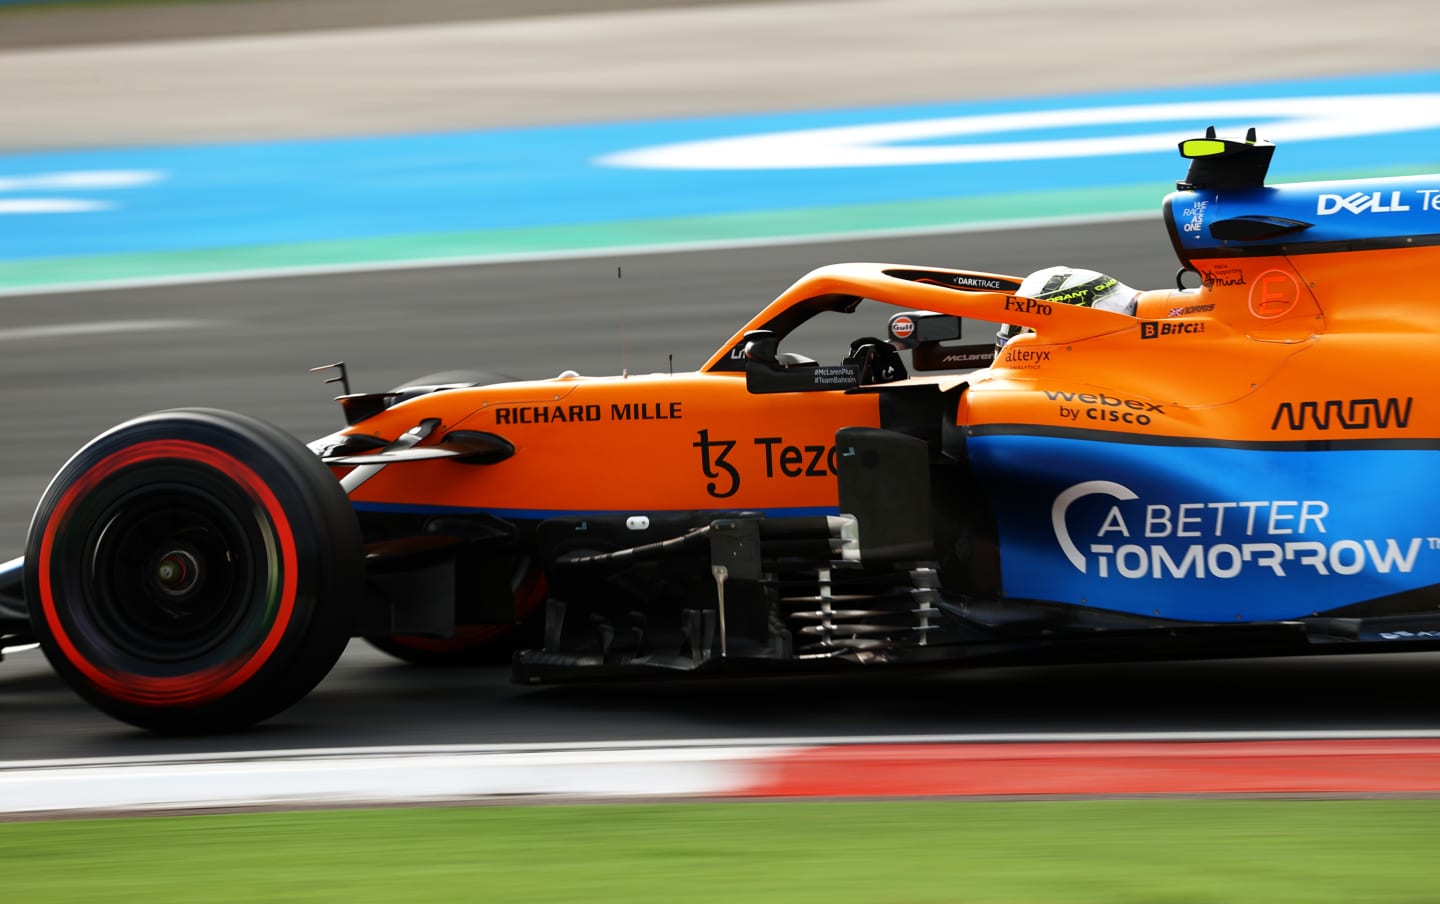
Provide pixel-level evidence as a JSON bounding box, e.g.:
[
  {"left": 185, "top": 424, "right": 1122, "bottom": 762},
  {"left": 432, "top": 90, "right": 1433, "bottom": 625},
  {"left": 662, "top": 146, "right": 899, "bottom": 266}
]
[{"left": 25, "top": 409, "right": 362, "bottom": 733}]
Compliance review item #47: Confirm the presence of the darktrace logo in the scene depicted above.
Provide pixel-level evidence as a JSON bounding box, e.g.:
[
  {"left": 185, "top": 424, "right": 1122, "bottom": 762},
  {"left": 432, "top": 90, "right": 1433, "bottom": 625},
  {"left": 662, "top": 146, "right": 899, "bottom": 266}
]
[{"left": 954, "top": 275, "right": 1012, "bottom": 291}]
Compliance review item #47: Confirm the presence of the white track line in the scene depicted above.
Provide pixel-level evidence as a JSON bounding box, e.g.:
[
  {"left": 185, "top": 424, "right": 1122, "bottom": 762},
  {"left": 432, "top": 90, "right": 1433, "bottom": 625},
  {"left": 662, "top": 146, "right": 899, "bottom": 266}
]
[
  {"left": 0, "top": 746, "right": 788, "bottom": 815},
  {"left": 8, "top": 731, "right": 1440, "bottom": 815},
  {"left": 0, "top": 319, "right": 217, "bottom": 341},
  {"left": 15, "top": 729, "right": 1440, "bottom": 771}
]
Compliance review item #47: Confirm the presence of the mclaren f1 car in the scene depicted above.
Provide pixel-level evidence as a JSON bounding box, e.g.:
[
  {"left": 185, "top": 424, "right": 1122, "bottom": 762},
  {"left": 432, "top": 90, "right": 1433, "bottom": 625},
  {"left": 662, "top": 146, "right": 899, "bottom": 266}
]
[{"left": 3, "top": 130, "right": 1439, "bottom": 733}]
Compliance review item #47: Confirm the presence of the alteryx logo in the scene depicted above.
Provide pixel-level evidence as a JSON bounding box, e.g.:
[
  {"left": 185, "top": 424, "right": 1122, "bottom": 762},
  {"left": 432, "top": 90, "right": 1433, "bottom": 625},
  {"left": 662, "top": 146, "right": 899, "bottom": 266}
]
[
  {"left": 1051, "top": 480, "right": 1423, "bottom": 580},
  {"left": 1316, "top": 191, "right": 1411, "bottom": 215}
]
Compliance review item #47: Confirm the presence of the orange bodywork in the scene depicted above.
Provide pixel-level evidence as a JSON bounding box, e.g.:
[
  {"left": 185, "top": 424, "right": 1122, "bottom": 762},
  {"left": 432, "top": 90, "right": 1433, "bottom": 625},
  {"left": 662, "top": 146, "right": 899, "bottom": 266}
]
[
  {"left": 964, "top": 245, "right": 1433, "bottom": 443},
  {"left": 335, "top": 241, "right": 1436, "bottom": 521},
  {"left": 344, "top": 370, "right": 878, "bottom": 516}
]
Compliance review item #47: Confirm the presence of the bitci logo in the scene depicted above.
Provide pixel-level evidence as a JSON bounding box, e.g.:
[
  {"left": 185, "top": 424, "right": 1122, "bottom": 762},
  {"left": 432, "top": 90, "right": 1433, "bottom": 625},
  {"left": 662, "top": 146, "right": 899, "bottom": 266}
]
[{"left": 1140, "top": 321, "right": 1205, "bottom": 340}]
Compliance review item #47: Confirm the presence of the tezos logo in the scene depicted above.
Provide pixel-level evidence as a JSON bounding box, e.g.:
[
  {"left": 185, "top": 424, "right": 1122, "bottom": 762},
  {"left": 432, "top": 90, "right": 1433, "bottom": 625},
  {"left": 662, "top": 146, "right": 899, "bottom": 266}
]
[
  {"left": 1051, "top": 480, "right": 1422, "bottom": 581},
  {"left": 1316, "top": 191, "right": 1411, "bottom": 215}
]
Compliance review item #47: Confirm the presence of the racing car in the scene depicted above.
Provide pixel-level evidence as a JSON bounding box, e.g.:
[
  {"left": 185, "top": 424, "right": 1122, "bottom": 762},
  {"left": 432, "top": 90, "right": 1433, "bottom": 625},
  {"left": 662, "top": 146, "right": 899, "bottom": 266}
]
[{"left": 3, "top": 129, "right": 1439, "bottom": 733}]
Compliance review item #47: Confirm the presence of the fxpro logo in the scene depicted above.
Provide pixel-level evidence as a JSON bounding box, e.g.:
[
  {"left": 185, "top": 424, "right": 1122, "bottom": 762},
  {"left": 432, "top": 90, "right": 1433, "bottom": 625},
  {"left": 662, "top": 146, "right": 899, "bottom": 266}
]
[
  {"left": 1051, "top": 480, "right": 1423, "bottom": 580},
  {"left": 1004, "top": 297, "right": 1052, "bottom": 316}
]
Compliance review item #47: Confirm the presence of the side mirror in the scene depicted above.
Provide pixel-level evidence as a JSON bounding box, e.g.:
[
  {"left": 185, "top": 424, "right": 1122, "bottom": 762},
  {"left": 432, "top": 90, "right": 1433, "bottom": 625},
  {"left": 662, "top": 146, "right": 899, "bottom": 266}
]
[
  {"left": 742, "top": 329, "right": 781, "bottom": 365},
  {"left": 888, "top": 311, "right": 993, "bottom": 372},
  {"left": 742, "top": 329, "right": 860, "bottom": 394}
]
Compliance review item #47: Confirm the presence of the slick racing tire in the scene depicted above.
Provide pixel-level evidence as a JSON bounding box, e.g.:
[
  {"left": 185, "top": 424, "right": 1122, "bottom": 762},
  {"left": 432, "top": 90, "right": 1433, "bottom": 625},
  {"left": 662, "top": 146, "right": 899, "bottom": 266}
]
[
  {"left": 25, "top": 409, "right": 362, "bottom": 734},
  {"left": 366, "top": 370, "right": 544, "bottom": 667}
]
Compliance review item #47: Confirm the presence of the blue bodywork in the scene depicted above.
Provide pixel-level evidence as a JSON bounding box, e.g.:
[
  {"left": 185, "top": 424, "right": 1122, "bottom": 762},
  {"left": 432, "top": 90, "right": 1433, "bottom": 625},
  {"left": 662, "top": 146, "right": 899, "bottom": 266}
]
[
  {"left": 971, "top": 435, "right": 1436, "bottom": 622},
  {"left": 1165, "top": 175, "right": 1440, "bottom": 260}
]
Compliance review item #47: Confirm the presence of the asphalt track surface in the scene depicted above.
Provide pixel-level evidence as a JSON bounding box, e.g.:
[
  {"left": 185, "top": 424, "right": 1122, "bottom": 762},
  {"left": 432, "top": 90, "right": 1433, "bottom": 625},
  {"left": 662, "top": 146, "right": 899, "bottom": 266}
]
[{"left": 6, "top": 223, "right": 1440, "bottom": 756}]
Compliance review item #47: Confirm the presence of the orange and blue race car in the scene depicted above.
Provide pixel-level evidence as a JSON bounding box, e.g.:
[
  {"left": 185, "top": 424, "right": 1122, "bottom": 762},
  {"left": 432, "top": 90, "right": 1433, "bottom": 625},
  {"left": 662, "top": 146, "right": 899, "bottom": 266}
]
[{"left": 3, "top": 130, "right": 1439, "bottom": 733}]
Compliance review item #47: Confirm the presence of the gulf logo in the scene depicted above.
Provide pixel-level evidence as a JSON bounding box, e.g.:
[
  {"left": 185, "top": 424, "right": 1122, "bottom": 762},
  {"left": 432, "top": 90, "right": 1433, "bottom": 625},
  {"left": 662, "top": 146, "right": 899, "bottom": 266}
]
[{"left": 890, "top": 316, "right": 916, "bottom": 340}]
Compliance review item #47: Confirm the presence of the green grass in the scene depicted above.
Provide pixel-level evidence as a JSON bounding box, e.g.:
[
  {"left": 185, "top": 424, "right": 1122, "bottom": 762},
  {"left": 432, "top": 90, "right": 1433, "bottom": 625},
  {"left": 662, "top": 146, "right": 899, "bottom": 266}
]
[{"left": 3, "top": 800, "right": 1439, "bottom": 903}]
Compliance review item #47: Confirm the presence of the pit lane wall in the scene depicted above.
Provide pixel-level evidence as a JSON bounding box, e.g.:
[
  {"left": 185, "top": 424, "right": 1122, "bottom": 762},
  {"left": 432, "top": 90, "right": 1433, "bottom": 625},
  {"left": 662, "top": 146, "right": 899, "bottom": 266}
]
[{"left": 7, "top": 735, "right": 1440, "bottom": 816}]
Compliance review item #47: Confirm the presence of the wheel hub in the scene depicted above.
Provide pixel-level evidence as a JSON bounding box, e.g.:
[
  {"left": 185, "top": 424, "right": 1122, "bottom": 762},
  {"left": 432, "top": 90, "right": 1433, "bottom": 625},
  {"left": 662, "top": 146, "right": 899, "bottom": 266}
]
[{"left": 151, "top": 547, "right": 202, "bottom": 603}]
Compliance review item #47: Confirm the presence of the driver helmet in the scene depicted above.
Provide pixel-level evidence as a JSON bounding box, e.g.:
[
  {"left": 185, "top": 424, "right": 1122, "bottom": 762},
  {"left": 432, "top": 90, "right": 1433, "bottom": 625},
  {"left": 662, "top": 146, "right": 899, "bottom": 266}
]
[
  {"left": 1016, "top": 266, "right": 1138, "bottom": 314},
  {"left": 995, "top": 266, "right": 1140, "bottom": 353}
]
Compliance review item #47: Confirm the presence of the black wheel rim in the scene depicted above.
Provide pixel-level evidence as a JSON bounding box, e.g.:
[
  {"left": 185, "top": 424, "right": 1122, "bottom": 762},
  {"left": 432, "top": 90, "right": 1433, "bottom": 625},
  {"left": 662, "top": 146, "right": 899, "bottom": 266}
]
[
  {"left": 52, "top": 461, "right": 277, "bottom": 669},
  {"left": 85, "top": 484, "right": 257, "bottom": 661}
]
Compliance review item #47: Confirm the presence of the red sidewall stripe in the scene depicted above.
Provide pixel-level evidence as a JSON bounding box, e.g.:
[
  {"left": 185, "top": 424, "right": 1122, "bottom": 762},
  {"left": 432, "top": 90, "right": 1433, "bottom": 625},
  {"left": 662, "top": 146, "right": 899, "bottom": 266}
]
[
  {"left": 731, "top": 740, "right": 1440, "bottom": 797},
  {"left": 37, "top": 439, "right": 300, "bottom": 707}
]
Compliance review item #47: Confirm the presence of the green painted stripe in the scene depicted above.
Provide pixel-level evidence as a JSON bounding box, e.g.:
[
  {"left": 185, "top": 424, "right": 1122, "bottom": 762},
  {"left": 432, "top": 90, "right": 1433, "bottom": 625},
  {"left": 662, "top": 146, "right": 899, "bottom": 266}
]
[{"left": 0, "top": 167, "right": 1417, "bottom": 294}]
